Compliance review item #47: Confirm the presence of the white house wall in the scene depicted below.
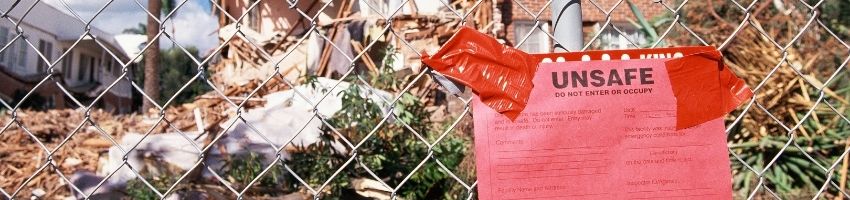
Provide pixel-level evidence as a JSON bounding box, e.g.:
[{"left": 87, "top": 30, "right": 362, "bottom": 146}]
[
  {"left": 0, "top": 19, "right": 60, "bottom": 77},
  {"left": 98, "top": 57, "right": 133, "bottom": 98},
  {"left": 63, "top": 41, "right": 133, "bottom": 98}
]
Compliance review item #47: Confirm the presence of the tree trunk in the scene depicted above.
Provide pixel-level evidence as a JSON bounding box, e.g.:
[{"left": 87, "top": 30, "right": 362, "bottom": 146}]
[{"left": 143, "top": 0, "right": 161, "bottom": 112}]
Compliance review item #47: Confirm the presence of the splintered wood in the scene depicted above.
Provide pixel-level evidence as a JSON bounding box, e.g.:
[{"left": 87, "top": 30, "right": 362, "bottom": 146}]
[
  {"left": 681, "top": 1, "right": 849, "bottom": 138},
  {"left": 1, "top": 0, "right": 500, "bottom": 198},
  {"left": 0, "top": 110, "right": 137, "bottom": 198},
  {"left": 0, "top": 77, "right": 291, "bottom": 198}
]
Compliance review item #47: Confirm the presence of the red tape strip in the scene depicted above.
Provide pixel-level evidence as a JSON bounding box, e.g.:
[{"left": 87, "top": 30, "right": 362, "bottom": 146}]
[
  {"left": 423, "top": 28, "right": 752, "bottom": 128},
  {"left": 422, "top": 27, "right": 538, "bottom": 120},
  {"left": 665, "top": 50, "right": 753, "bottom": 129}
]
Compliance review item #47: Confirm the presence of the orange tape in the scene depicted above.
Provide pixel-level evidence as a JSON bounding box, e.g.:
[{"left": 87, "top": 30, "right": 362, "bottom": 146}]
[
  {"left": 423, "top": 28, "right": 752, "bottom": 128},
  {"left": 422, "top": 27, "right": 538, "bottom": 120},
  {"left": 665, "top": 50, "right": 753, "bottom": 129}
]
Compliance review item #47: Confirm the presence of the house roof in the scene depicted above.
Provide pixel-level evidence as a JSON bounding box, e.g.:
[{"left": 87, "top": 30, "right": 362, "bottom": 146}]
[
  {"left": 0, "top": 1, "right": 128, "bottom": 59},
  {"left": 0, "top": 1, "right": 111, "bottom": 39}
]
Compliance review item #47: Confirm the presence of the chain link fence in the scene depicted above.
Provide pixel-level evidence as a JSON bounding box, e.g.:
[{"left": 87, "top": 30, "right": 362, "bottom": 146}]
[{"left": 1, "top": 0, "right": 849, "bottom": 199}]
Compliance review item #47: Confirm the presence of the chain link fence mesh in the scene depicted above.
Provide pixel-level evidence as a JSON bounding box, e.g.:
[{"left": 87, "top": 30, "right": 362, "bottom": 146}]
[{"left": 1, "top": 0, "right": 849, "bottom": 199}]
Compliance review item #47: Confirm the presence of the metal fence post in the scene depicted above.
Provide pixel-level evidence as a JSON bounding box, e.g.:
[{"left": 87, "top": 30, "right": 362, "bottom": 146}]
[{"left": 550, "top": 0, "right": 583, "bottom": 52}]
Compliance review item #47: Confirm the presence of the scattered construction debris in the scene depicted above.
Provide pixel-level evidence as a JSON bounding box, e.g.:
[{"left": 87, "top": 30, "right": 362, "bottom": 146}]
[{"left": 1, "top": 0, "right": 493, "bottom": 198}]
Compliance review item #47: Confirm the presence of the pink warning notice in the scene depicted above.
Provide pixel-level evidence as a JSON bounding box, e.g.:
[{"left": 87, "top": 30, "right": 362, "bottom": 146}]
[{"left": 472, "top": 57, "right": 733, "bottom": 199}]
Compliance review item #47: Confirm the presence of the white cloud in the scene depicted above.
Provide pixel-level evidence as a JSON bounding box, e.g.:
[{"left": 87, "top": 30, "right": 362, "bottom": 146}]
[
  {"left": 163, "top": 0, "right": 219, "bottom": 53},
  {"left": 42, "top": 0, "right": 219, "bottom": 53}
]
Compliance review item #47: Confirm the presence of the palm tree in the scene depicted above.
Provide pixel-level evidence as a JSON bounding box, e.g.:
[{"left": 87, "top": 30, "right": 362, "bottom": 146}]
[{"left": 142, "top": 0, "right": 176, "bottom": 112}]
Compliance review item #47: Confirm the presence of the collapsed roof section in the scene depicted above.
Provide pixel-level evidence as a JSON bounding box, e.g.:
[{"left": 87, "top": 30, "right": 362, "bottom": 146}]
[{"left": 209, "top": 0, "right": 502, "bottom": 90}]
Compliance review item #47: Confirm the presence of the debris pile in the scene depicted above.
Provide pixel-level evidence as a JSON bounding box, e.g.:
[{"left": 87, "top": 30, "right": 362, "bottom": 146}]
[
  {"left": 0, "top": 109, "right": 144, "bottom": 198},
  {"left": 0, "top": 77, "right": 400, "bottom": 198},
  {"left": 1, "top": 0, "right": 492, "bottom": 198},
  {"left": 680, "top": 1, "right": 850, "bottom": 197}
]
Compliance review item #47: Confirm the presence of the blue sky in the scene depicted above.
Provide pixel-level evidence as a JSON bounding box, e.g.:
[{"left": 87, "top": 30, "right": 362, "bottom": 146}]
[{"left": 44, "top": 0, "right": 220, "bottom": 52}]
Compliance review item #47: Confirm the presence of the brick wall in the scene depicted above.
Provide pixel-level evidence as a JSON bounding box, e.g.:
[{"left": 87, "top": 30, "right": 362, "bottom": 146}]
[{"left": 502, "top": 0, "right": 666, "bottom": 46}]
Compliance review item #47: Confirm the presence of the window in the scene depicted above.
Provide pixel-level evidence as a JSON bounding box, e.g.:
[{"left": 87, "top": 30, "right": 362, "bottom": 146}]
[
  {"left": 78, "top": 54, "right": 88, "bottom": 81},
  {"left": 514, "top": 21, "right": 551, "bottom": 53},
  {"left": 62, "top": 49, "right": 72, "bottom": 79},
  {"left": 89, "top": 57, "right": 97, "bottom": 82},
  {"left": 6, "top": 37, "right": 27, "bottom": 74},
  {"left": 596, "top": 23, "right": 646, "bottom": 50},
  {"left": 37, "top": 39, "right": 53, "bottom": 73},
  {"left": 6, "top": 38, "right": 17, "bottom": 70},
  {"left": 105, "top": 58, "right": 111, "bottom": 75},
  {"left": 105, "top": 57, "right": 112, "bottom": 74},
  {"left": 112, "top": 60, "right": 121, "bottom": 77},
  {"left": 0, "top": 27, "right": 8, "bottom": 64},
  {"left": 17, "top": 37, "right": 27, "bottom": 70}
]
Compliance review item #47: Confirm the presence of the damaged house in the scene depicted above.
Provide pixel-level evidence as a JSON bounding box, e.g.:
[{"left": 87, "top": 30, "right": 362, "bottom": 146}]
[
  {"left": 0, "top": 0, "right": 690, "bottom": 199},
  {"left": 208, "top": 0, "right": 666, "bottom": 90},
  {"left": 209, "top": 0, "right": 496, "bottom": 89},
  {"left": 0, "top": 1, "right": 144, "bottom": 113}
]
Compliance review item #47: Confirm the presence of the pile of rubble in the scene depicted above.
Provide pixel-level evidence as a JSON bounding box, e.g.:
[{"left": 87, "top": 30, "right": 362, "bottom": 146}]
[
  {"left": 0, "top": 77, "right": 395, "bottom": 199},
  {"left": 210, "top": 0, "right": 502, "bottom": 88},
  {"left": 1, "top": 0, "right": 490, "bottom": 199},
  {"left": 0, "top": 109, "right": 142, "bottom": 198}
]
